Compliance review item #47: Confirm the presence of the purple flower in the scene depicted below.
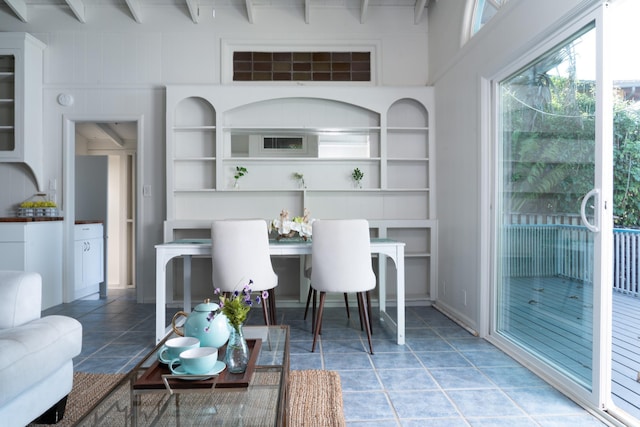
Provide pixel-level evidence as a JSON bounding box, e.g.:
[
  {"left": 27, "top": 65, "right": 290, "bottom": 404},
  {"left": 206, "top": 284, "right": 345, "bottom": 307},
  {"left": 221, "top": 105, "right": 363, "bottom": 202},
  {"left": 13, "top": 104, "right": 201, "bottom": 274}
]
[{"left": 262, "top": 290, "right": 269, "bottom": 300}]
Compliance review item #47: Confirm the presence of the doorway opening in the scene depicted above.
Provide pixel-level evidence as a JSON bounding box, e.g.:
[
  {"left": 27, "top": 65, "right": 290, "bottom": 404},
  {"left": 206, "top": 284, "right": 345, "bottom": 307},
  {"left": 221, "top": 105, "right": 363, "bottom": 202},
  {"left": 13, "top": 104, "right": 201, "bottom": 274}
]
[{"left": 67, "top": 120, "right": 139, "bottom": 299}]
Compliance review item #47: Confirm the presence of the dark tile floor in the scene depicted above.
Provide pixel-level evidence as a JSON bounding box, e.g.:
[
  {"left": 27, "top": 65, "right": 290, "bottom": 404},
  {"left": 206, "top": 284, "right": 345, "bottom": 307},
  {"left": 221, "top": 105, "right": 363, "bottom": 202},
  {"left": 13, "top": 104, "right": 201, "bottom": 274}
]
[{"left": 43, "top": 289, "right": 609, "bottom": 426}]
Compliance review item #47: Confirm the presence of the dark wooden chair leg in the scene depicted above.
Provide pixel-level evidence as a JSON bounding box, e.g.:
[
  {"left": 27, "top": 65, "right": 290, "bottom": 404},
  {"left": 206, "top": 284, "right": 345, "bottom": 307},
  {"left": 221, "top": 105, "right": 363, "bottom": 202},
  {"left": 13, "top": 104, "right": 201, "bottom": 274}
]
[
  {"left": 311, "top": 292, "right": 326, "bottom": 352},
  {"left": 358, "top": 292, "right": 374, "bottom": 354},
  {"left": 311, "top": 288, "right": 317, "bottom": 333},
  {"left": 268, "top": 287, "right": 277, "bottom": 324},
  {"left": 303, "top": 285, "right": 313, "bottom": 320},
  {"left": 356, "top": 295, "right": 364, "bottom": 330},
  {"left": 306, "top": 288, "right": 350, "bottom": 323},
  {"left": 366, "top": 290, "right": 373, "bottom": 333},
  {"left": 343, "top": 293, "right": 350, "bottom": 318}
]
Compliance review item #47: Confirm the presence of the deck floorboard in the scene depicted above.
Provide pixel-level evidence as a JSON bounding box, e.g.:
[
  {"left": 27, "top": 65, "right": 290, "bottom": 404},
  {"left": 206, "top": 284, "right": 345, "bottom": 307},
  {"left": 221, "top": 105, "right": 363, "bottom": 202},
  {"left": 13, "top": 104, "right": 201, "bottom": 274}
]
[{"left": 504, "top": 276, "right": 640, "bottom": 418}]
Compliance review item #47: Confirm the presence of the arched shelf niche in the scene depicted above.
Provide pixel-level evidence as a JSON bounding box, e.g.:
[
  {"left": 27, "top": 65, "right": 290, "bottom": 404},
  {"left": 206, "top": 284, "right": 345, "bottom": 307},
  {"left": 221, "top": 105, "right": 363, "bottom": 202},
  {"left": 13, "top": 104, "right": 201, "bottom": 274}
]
[
  {"left": 385, "top": 98, "right": 430, "bottom": 192},
  {"left": 175, "top": 96, "right": 216, "bottom": 127},
  {"left": 387, "top": 97, "right": 429, "bottom": 128},
  {"left": 171, "top": 96, "right": 217, "bottom": 193}
]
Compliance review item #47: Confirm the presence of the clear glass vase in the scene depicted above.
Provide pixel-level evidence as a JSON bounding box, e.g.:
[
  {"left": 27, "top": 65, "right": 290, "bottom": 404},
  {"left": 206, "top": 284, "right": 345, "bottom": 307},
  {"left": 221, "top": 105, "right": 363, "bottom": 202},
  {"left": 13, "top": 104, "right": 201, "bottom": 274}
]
[{"left": 225, "top": 323, "right": 249, "bottom": 373}]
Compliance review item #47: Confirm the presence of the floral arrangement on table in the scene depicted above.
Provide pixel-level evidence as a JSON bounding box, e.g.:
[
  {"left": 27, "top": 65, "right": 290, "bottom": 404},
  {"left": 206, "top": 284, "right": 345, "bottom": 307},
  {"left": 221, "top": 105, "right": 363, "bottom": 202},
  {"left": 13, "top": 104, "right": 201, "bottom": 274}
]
[
  {"left": 207, "top": 280, "right": 268, "bottom": 333},
  {"left": 270, "top": 208, "right": 314, "bottom": 240},
  {"left": 206, "top": 280, "right": 268, "bottom": 373}
]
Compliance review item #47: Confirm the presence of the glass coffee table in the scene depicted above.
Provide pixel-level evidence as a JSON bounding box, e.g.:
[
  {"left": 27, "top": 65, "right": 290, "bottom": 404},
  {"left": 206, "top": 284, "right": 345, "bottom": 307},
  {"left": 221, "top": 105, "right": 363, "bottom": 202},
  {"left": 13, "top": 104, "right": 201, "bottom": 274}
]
[{"left": 76, "top": 325, "right": 290, "bottom": 426}]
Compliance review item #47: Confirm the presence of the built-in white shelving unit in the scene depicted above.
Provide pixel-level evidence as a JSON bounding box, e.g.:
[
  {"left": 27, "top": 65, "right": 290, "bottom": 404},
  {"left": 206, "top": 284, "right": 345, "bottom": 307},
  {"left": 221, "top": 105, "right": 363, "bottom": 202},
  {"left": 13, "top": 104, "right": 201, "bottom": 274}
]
[
  {"left": 0, "top": 33, "right": 45, "bottom": 190},
  {"left": 165, "top": 85, "right": 437, "bottom": 304}
]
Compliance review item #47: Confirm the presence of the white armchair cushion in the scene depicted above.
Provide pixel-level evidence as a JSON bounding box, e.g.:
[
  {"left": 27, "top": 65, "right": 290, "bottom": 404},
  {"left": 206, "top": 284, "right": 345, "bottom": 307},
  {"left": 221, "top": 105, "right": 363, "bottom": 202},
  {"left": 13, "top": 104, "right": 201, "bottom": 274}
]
[
  {"left": 0, "top": 270, "right": 82, "bottom": 421},
  {"left": 0, "top": 315, "right": 82, "bottom": 407},
  {"left": 0, "top": 271, "right": 42, "bottom": 329}
]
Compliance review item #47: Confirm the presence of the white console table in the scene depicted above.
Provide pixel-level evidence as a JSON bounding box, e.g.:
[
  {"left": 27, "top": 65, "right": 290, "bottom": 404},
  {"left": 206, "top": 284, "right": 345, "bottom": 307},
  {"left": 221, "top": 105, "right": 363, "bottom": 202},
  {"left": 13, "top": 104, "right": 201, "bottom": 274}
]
[{"left": 155, "top": 238, "right": 406, "bottom": 345}]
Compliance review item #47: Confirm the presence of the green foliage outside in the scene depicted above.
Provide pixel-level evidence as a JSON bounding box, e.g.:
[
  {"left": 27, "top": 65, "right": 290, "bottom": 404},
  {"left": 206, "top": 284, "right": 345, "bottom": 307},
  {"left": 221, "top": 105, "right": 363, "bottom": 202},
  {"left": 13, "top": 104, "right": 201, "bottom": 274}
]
[
  {"left": 503, "top": 74, "right": 596, "bottom": 216},
  {"left": 503, "top": 56, "right": 640, "bottom": 228},
  {"left": 613, "top": 98, "right": 640, "bottom": 227}
]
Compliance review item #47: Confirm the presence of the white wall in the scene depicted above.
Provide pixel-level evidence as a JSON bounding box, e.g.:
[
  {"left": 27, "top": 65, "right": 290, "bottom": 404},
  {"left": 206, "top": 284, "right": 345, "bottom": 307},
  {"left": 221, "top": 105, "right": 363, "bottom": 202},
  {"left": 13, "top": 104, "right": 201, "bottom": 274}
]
[
  {"left": 428, "top": 0, "right": 600, "bottom": 332},
  {"left": 0, "top": 3, "right": 429, "bottom": 303}
]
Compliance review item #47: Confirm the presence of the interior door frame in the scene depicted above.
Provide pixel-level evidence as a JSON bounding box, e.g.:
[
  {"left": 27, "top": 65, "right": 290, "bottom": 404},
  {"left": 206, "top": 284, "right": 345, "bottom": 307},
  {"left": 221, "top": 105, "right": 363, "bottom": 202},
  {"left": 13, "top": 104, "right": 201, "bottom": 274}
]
[
  {"left": 62, "top": 114, "right": 144, "bottom": 304},
  {"left": 480, "top": 2, "right": 616, "bottom": 420}
]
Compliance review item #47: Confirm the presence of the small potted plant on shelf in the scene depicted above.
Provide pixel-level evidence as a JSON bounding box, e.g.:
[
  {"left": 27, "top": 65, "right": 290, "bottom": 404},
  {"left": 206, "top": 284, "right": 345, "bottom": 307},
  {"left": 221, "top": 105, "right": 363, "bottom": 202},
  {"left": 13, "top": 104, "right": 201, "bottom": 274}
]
[
  {"left": 233, "top": 166, "right": 248, "bottom": 189},
  {"left": 351, "top": 167, "right": 364, "bottom": 189},
  {"left": 292, "top": 172, "right": 306, "bottom": 189}
]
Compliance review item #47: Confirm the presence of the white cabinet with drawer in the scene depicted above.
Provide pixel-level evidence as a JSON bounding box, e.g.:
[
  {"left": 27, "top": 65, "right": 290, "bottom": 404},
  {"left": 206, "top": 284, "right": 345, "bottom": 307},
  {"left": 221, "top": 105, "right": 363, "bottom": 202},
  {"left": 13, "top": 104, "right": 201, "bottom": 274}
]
[{"left": 74, "top": 223, "right": 104, "bottom": 299}]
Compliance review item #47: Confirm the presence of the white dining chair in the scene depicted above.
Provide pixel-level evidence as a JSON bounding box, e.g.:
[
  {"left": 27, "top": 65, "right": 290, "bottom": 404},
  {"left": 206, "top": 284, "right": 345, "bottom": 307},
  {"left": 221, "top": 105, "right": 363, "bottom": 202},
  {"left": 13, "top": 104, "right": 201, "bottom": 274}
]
[
  {"left": 310, "top": 219, "right": 376, "bottom": 354},
  {"left": 303, "top": 254, "right": 352, "bottom": 332},
  {"left": 211, "top": 219, "right": 278, "bottom": 325}
]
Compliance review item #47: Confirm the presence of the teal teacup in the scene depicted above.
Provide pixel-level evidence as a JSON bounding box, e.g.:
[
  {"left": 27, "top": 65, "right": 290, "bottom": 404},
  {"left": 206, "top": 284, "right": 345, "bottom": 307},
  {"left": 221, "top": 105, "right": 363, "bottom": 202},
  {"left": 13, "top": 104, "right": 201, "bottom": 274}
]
[
  {"left": 169, "top": 347, "right": 219, "bottom": 375},
  {"left": 158, "top": 337, "right": 200, "bottom": 364}
]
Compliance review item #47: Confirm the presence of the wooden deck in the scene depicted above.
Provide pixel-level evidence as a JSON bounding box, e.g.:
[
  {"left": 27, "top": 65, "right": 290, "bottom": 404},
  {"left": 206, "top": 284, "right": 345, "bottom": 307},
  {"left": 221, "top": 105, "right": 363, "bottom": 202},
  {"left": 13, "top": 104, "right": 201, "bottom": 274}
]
[
  {"left": 502, "top": 276, "right": 640, "bottom": 418},
  {"left": 612, "top": 290, "right": 640, "bottom": 418}
]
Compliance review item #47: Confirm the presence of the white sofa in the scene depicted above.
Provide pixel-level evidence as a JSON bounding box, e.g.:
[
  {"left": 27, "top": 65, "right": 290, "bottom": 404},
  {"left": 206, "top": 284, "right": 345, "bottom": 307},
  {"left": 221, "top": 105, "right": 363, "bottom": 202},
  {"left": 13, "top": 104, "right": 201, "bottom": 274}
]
[{"left": 0, "top": 271, "right": 82, "bottom": 427}]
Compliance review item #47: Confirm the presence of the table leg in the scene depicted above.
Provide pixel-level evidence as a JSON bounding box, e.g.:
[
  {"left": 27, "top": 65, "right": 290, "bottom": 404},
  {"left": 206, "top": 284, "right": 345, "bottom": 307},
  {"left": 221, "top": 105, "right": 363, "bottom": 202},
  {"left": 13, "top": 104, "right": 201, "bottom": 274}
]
[
  {"left": 396, "top": 246, "right": 405, "bottom": 345},
  {"left": 156, "top": 256, "right": 168, "bottom": 344},
  {"left": 378, "top": 254, "right": 387, "bottom": 314},
  {"left": 183, "top": 255, "right": 192, "bottom": 312}
]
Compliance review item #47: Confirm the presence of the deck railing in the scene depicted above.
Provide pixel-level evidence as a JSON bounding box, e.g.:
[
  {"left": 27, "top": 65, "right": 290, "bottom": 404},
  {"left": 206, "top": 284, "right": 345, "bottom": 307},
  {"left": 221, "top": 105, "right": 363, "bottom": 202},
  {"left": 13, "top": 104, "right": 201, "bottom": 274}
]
[
  {"left": 613, "top": 228, "right": 640, "bottom": 296},
  {"left": 505, "top": 223, "right": 639, "bottom": 297}
]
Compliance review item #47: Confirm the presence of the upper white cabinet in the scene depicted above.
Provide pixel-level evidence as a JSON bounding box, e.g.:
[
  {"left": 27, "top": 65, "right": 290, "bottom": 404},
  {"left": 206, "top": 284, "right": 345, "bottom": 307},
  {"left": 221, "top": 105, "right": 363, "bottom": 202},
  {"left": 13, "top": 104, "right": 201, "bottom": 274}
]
[
  {"left": 0, "top": 33, "right": 45, "bottom": 190},
  {"left": 165, "top": 85, "right": 437, "bottom": 302}
]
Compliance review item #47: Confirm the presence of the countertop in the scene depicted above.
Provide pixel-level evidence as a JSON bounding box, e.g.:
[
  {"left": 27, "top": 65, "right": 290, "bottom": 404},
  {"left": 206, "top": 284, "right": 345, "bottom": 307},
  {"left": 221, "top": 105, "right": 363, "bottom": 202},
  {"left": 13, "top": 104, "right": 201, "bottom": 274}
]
[
  {"left": 0, "top": 217, "right": 64, "bottom": 222},
  {"left": 0, "top": 218, "right": 104, "bottom": 223}
]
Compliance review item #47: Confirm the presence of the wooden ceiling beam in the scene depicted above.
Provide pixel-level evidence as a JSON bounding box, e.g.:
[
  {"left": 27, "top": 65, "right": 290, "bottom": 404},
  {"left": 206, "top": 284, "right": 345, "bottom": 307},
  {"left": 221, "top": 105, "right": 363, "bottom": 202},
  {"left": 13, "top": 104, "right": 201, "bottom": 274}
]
[
  {"left": 360, "top": 0, "right": 369, "bottom": 24},
  {"left": 186, "top": 0, "right": 199, "bottom": 23},
  {"left": 125, "top": 0, "right": 143, "bottom": 23},
  {"left": 414, "top": 0, "right": 427, "bottom": 24},
  {"left": 245, "top": 0, "right": 255, "bottom": 23},
  {"left": 304, "top": 0, "right": 310, "bottom": 24},
  {"left": 64, "top": 0, "right": 86, "bottom": 23},
  {"left": 97, "top": 123, "right": 125, "bottom": 147},
  {"left": 3, "top": 0, "right": 28, "bottom": 22}
]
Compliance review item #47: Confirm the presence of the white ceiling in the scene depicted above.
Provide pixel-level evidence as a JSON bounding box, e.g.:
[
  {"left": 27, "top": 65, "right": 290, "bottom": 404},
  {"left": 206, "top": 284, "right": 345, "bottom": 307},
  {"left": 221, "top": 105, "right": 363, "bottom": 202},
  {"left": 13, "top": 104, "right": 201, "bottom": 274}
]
[
  {"left": 11, "top": 0, "right": 431, "bottom": 141},
  {"left": 3, "top": 0, "right": 430, "bottom": 24}
]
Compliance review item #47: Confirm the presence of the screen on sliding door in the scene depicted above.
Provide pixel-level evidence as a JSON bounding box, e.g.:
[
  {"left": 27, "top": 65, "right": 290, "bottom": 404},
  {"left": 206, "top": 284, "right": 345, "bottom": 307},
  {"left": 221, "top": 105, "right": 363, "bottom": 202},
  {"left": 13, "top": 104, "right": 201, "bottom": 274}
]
[{"left": 497, "top": 23, "right": 596, "bottom": 390}]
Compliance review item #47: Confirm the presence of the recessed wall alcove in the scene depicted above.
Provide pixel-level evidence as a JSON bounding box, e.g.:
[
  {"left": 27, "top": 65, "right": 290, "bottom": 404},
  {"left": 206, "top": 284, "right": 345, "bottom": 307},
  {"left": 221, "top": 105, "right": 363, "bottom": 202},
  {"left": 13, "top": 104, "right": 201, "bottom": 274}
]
[{"left": 164, "top": 85, "right": 437, "bottom": 306}]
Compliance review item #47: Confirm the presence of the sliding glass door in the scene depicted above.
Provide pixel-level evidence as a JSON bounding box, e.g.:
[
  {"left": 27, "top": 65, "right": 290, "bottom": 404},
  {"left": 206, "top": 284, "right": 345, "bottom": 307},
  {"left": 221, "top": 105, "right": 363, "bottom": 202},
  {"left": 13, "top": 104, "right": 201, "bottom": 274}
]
[{"left": 495, "top": 7, "right": 612, "bottom": 406}]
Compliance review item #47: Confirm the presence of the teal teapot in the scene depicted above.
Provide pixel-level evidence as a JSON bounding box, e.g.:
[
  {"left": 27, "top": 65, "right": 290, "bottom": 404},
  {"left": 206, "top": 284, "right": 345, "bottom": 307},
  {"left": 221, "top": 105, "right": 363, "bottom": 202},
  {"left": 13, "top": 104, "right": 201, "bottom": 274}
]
[{"left": 171, "top": 299, "right": 230, "bottom": 349}]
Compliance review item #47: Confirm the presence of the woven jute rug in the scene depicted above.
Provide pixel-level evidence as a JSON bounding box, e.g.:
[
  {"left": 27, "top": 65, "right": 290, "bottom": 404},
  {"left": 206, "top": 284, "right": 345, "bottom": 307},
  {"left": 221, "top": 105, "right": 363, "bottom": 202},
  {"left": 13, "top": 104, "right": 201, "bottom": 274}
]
[
  {"left": 31, "top": 369, "right": 345, "bottom": 426},
  {"left": 288, "top": 370, "right": 346, "bottom": 427}
]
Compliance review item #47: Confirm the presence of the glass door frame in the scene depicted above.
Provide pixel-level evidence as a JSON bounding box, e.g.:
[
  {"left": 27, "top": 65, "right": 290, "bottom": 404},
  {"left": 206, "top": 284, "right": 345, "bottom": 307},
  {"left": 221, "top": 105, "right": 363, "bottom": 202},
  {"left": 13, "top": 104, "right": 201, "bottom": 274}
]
[{"left": 483, "top": 1, "right": 614, "bottom": 415}]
